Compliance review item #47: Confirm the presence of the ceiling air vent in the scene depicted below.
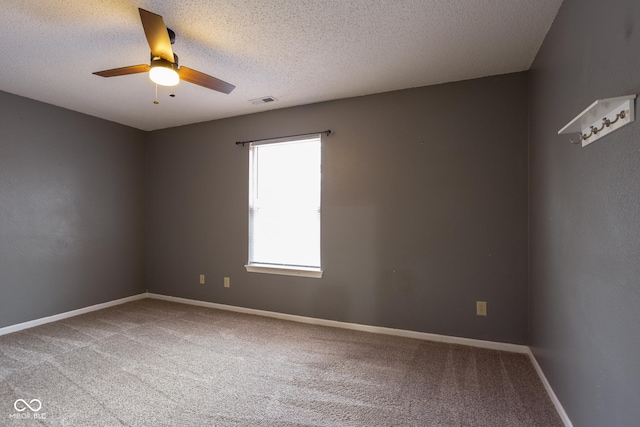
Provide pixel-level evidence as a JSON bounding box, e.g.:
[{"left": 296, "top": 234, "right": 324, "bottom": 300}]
[{"left": 250, "top": 96, "right": 278, "bottom": 105}]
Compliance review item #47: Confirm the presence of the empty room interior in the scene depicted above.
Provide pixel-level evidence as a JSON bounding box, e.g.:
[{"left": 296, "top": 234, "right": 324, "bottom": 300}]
[{"left": 1, "top": 0, "right": 638, "bottom": 426}]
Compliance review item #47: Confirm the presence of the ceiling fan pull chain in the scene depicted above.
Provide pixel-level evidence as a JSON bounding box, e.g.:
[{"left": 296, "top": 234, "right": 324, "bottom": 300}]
[{"left": 154, "top": 84, "right": 159, "bottom": 104}]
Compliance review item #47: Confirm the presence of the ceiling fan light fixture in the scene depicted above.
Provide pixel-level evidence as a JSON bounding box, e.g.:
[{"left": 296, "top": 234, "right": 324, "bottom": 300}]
[
  {"left": 149, "top": 58, "right": 179, "bottom": 86},
  {"left": 93, "top": 9, "right": 235, "bottom": 94}
]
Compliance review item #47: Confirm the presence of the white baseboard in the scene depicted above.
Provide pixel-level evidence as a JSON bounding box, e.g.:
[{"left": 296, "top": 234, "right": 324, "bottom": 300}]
[
  {"left": 147, "top": 293, "right": 529, "bottom": 354},
  {"left": 527, "top": 348, "right": 573, "bottom": 427},
  {"left": 0, "top": 293, "right": 147, "bottom": 336}
]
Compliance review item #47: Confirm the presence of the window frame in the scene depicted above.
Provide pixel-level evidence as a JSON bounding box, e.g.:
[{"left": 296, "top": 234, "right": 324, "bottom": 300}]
[{"left": 244, "top": 134, "right": 323, "bottom": 279}]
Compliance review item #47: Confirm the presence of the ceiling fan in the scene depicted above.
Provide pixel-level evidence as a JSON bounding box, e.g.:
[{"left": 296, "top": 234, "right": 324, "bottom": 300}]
[{"left": 93, "top": 8, "right": 235, "bottom": 94}]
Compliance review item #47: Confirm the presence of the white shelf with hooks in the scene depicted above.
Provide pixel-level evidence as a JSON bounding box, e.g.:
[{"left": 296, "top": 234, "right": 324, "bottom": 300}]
[{"left": 558, "top": 95, "right": 636, "bottom": 147}]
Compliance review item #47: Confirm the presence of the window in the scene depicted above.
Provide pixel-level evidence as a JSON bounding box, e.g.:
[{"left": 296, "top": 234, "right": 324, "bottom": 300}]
[{"left": 245, "top": 134, "right": 322, "bottom": 278}]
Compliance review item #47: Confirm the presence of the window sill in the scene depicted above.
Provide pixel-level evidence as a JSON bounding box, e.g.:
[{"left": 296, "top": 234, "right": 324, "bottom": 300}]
[{"left": 245, "top": 264, "right": 323, "bottom": 279}]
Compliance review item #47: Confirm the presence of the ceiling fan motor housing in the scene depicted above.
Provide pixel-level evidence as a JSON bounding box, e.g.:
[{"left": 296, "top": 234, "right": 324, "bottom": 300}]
[{"left": 150, "top": 53, "right": 179, "bottom": 69}]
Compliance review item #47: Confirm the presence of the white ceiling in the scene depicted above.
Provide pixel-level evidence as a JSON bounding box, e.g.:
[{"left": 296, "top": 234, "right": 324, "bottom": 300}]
[{"left": 0, "top": 0, "right": 563, "bottom": 131}]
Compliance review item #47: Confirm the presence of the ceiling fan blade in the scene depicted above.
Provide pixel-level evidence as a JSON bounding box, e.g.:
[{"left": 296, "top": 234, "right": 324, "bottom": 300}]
[
  {"left": 138, "top": 8, "right": 174, "bottom": 63},
  {"left": 93, "top": 64, "right": 150, "bottom": 77},
  {"left": 178, "top": 66, "right": 236, "bottom": 94}
]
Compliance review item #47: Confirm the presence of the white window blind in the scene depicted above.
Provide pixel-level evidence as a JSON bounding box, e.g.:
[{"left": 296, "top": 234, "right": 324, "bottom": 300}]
[{"left": 248, "top": 135, "right": 321, "bottom": 273}]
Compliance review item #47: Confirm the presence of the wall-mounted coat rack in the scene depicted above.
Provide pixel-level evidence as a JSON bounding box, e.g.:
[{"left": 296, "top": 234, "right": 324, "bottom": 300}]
[{"left": 558, "top": 95, "right": 636, "bottom": 147}]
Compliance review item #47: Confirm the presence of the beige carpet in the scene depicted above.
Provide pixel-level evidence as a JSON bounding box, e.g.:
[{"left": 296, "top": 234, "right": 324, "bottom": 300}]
[{"left": 0, "top": 298, "right": 562, "bottom": 426}]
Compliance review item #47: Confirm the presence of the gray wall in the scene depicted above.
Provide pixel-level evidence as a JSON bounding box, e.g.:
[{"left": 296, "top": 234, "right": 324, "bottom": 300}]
[
  {"left": 146, "top": 72, "right": 529, "bottom": 344},
  {"left": 0, "top": 90, "right": 147, "bottom": 328},
  {"left": 528, "top": 0, "right": 640, "bottom": 425}
]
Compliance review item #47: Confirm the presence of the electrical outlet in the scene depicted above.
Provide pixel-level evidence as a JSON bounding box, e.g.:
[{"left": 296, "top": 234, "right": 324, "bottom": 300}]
[
  {"left": 224, "top": 277, "right": 230, "bottom": 288},
  {"left": 476, "top": 301, "right": 487, "bottom": 316},
  {"left": 199, "top": 274, "right": 205, "bottom": 285}
]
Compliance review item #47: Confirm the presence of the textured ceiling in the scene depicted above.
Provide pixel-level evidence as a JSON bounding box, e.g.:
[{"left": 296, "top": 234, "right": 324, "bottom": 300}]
[{"left": 0, "top": 0, "right": 563, "bottom": 131}]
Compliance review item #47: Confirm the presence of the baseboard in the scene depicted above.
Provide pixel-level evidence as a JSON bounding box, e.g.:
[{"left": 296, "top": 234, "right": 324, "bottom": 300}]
[
  {"left": 147, "top": 293, "right": 529, "bottom": 354},
  {"left": 0, "top": 293, "right": 148, "bottom": 336},
  {"left": 527, "top": 348, "right": 573, "bottom": 427}
]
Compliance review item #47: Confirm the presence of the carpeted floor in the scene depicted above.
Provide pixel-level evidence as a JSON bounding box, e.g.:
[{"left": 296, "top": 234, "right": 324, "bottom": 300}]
[{"left": 0, "top": 298, "right": 562, "bottom": 426}]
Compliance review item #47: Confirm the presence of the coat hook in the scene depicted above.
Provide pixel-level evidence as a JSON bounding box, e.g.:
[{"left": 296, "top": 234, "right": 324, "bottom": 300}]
[{"left": 558, "top": 95, "right": 636, "bottom": 147}]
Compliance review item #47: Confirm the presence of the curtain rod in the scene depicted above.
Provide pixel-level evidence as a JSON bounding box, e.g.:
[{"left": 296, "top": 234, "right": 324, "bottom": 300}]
[{"left": 235, "top": 130, "right": 332, "bottom": 146}]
